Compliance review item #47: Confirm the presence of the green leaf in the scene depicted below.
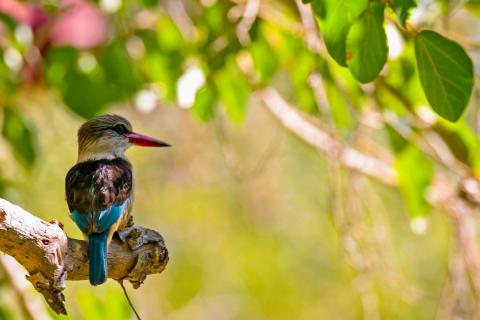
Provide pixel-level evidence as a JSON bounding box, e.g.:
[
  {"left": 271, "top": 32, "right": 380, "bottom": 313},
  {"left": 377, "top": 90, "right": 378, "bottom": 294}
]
[
  {"left": 2, "top": 109, "right": 37, "bottom": 168},
  {"left": 324, "top": 81, "right": 352, "bottom": 131},
  {"left": 386, "top": 124, "right": 408, "bottom": 153},
  {"left": 140, "top": 0, "right": 159, "bottom": 7},
  {"left": 290, "top": 52, "right": 317, "bottom": 113},
  {"left": 45, "top": 47, "right": 119, "bottom": 118},
  {"left": 317, "top": 0, "right": 368, "bottom": 66},
  {"left": 141, "top": 51, "right": 183, "bottom": 101},
  {"left": 396, "top": 145, "right": 433, "bottom": 217},
  {"left": 0, "top": 305, "right": 15, "bottom": 320},
  {"left": 346, "top": 3, "right": 388, "bottom": 83},
  {"left": 75, "top": 288, "right": 130, "bottom": 320},
  {"left": 251, "top": 35, "right": 278, "bottom": 85},
  {"left": 214, "top": 63, "right": 251, "bottom": 123},
  {"left": 434, "top": 120, "right": 480, "bottom": 168},
  {"left": 311, "top": 0, "right": 325, "bottom": 17},
  {"left": 101, "top": 42, "right": 142, "bottom": 96},
  {"left": 414, "top": 30, "right": 474, "bottom": 122},
  {"left": 390, "top": 0, "right": 416, "bottom": 26},
  {"left": 465, "top": 0, "right": 480, "bottom": 17},
  {"left": 192, "top": 85, "right": 216, "bottom": 121},
  {"left": 61, "top": 69, "right": 118, "bottom": 118},
  {"left": 44, "top": 47, "right": 77, "bottom": 86},
  {"left": 0, "top": 14, "right": 17, "bottom": 31},
  {"left": 156, "top": 15, "right": 185, "bottom": 52}
]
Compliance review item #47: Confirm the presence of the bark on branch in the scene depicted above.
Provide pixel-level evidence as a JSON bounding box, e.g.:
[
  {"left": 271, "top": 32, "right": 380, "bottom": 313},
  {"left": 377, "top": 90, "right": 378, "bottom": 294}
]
[{"left": 0, "top": 198, "right": 169, "bottom": 315}]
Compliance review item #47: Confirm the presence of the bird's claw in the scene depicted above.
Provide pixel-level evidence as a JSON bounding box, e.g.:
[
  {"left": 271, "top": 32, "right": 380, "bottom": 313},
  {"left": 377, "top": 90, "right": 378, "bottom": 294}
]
[{"left": 49, "top": 219, "right": 64, "bottom": 230}]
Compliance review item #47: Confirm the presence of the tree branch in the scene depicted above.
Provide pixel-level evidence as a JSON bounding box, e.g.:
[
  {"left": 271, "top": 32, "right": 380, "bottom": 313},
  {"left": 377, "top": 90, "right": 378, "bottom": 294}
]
[
  {"left": 0, "top": 199, "right": 169, "bottom": 315},
  {"left": 236, "top": 0, "right": 260, "bottom": 45},
  {"left": 258, "top": 87, "right": 398, "bottom": 186},
  {"left": 258, "top": 87, "right": 480, "bottom": 309}
]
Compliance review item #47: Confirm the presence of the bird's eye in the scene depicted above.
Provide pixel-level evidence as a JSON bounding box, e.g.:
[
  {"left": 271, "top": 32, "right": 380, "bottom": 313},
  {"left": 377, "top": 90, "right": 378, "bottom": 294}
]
[{"left": 112, "top": 124, "right": 127, "bottom": 135}]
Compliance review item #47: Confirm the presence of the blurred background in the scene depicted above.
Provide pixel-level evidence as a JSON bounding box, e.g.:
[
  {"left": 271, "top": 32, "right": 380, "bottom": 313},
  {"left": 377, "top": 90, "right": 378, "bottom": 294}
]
[{"left": 0, "top": 0, "right": 478, "bottom": 319}]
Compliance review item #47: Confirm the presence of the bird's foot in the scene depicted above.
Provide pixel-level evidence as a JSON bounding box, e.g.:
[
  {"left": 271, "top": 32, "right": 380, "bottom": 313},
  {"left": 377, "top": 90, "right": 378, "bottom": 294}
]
[
  {"left": 126, "top": 215, "right": 134, "bottom": 227},
  {"left": 49, "top": 219, "right": 64, "bottom": 230}
]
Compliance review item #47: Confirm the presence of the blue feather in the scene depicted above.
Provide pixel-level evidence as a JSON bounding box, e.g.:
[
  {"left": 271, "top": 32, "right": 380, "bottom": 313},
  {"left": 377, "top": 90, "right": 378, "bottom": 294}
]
[
  {"left": 71, "top": 199, "right": 129, "bottom": 234},
  {"left": 88, "top": 232, "right": 108, "bottom": 285},
  {"left": 71, "top": 211, "right": 90, "bottom": 234},
  {"left": 95, "top": 200, "right": 128, "bottom": 233},
  {"left": 70, "top": 199, "right": 129, "bottom": 285}
]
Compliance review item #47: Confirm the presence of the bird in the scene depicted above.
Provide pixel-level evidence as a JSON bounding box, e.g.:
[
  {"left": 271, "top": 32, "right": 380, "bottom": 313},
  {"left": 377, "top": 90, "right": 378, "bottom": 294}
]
[{"left": 65, "top": 114, "right": 169, "bottom": 285}]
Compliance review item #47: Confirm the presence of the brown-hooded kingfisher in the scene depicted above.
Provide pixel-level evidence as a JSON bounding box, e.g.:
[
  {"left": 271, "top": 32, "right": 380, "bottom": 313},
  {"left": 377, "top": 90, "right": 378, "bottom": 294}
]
[{"left": 65, "top": 114, "right": 169, "bottom": 285}]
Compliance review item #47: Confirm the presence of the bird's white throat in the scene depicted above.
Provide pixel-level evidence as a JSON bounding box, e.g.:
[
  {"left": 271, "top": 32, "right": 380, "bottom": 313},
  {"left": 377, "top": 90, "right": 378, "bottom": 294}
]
[{"left": 77, "top": 144, "right": 129, "bottom": 163}]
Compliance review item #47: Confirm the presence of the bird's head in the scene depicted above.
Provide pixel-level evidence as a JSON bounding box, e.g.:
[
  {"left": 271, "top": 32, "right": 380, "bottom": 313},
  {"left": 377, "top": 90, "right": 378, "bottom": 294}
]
[{"left": 77, "top": 114, "right": 170, "bottom": 162}]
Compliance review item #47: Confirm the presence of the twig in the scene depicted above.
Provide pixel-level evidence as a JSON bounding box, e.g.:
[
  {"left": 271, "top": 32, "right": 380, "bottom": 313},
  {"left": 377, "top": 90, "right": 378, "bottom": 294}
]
[
  {"left": 164, "top": 0, "right": 196, "bottom": 41},
  {"left": 0, "top": 255, "right": 51, "bottom": 320},
  {"left": 258, "top": 87, "right": 397, "bottom": 186},
  {"left": 295, "top": 0, "right": 323, "bottom": 53},
  {"left": 119, "top": 280, "right": 142, "bottom": 320},
  {"left": 428, "top": 174, "right": 480, "bottom": 316},
  {"left": 236, "top": 0, "right": 260, "bottom": 45}
]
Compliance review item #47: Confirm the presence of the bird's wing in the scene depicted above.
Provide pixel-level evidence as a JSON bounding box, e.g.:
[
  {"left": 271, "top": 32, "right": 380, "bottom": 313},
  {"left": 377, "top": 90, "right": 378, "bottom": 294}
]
[
  {"left": 65, "top": 159, "right": 133, "bottom": 234},
  {"left": 71, "top": 201, "right": 129, "bottom": 234}
]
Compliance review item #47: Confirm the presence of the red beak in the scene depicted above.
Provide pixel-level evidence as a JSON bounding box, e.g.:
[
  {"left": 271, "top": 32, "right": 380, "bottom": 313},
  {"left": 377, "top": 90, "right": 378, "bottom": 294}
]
[{"left": 127, "top": 132, "right": 171, "bottom": 147}]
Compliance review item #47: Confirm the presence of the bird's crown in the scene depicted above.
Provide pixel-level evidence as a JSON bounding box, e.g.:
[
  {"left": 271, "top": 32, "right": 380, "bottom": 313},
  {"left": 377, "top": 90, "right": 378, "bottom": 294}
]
[
  {"left": 77, "top": 114, "right": 133, "bottom": 163},
  {"left": 78, "top": 114, "right": 132, "bottom": 143}
]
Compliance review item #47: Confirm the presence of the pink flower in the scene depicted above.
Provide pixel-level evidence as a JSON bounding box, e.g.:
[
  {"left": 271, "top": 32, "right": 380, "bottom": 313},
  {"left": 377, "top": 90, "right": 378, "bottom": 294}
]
[
  {"left": 0, "top": 0, "right": 48, "bottom": 30},
  {"left": 49, "top": 0, "right": 108, "bottom": 49}
]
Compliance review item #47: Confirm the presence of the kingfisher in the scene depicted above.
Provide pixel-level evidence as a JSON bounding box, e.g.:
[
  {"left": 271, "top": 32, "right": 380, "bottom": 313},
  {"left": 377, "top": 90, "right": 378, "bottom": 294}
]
[{"left": 65, "top": 114, "right": 169, "bottom": 285}]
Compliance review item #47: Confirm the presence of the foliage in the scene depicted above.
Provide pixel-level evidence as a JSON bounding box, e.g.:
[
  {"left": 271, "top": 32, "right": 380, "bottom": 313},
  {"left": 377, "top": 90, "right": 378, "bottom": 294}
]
[
  {"left": 317, "top": 0, "right": 369, "bottom": 66},
  {"left": 415, "top": 30, "right": 474, "bottom": 121},
  {"left": 0, "top": 0, "right": 474, "bottom": 125},
  {"left": 2, "top": 108, "right": 36, "bottom": 168},
  {"left": 0, "top": 0, "right": 478, "bottom": 318},
  {"left": 346, "top": 2, "right": 388, "bottom": 83}
]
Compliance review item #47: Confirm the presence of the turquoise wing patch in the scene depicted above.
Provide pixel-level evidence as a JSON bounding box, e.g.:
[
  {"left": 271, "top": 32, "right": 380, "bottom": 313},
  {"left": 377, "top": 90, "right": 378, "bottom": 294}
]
[
  {"left": 71, "top": 199, "right": 129, "bottom": 234},
  {"left": 71, "top": 210, "right": 90, "bottom": 234}
]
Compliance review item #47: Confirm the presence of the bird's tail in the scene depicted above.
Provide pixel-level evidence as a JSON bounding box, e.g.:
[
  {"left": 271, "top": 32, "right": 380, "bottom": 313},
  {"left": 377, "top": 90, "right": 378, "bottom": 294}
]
[{"left": 88, "top": 232, "right": 109, "bottom": 285}]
